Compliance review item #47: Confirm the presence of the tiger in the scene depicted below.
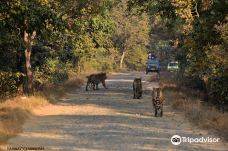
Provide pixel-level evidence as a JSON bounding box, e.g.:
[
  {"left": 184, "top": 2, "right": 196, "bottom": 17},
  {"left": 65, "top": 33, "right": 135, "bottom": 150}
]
[
  {"left": 152, "top": 87, "right": 164, "bottom": 117},
  {"left": 85, "top": 72, "right": 107, "bottom": 91},
  {"left": 133, "top": 77, "right": 142, "bottom": 99}
]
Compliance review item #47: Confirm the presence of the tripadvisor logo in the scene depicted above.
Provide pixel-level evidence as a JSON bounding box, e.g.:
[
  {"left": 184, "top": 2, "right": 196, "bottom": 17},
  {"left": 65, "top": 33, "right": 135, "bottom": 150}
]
[
  {"left": 171, "top": 135, "right": 181, "bottom": 145},
  {"left": 171, "top": 135, "right": 220, "bottom": 145}
]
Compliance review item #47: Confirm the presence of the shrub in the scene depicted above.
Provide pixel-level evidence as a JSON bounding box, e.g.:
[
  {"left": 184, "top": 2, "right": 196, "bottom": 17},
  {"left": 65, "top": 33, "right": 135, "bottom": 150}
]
[
  {"left": 34, "top": 59, "right": 69, "bottom": 86},
  {"left": 78, "top": 53, "right": 118, "bottom": 72},
  {"left": 0, "top": 71, "right": 23, "bottom": 99},
  {"left": 125, "top": 48, "right": 147, "bottom": 71}
]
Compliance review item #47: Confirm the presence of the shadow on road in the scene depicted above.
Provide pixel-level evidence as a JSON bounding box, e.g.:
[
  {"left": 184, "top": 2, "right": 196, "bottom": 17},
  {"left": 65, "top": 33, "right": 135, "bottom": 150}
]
[{"left": 4, "top": 72, "right": 227, "bottom": 151}]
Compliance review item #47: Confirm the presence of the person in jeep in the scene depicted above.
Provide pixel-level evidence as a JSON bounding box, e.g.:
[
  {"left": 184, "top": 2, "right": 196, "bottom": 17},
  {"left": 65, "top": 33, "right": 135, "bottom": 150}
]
[{"left": 146, "top": 54, "right": 160, "bottom": 74}]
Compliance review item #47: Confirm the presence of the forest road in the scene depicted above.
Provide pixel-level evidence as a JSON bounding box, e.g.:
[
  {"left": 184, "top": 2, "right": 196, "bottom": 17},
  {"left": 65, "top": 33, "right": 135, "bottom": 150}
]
[{"left": 1, "top": 72, "right": 228, "bottom": 151}]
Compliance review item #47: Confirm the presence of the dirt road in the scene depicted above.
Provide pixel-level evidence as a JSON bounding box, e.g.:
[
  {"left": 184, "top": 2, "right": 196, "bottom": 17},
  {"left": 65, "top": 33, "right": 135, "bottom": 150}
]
[{"left": 1, "top": 72, "right": 227, "bottom": 151}]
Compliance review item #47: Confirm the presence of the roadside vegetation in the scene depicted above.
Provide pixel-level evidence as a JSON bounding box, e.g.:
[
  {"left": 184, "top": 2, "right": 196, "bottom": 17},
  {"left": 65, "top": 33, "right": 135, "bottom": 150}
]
[
  {"left": 158, "top": 72, "right": 228, "bottom": 141},
  {"left": 0, "top": 96, "right": 47, "bottom": 145},
  {"left": 0, "top": 77, "right": 83, "bottom": 144},
  {"left": 130, "top": 0, "right": 228, "bottom": 111}
]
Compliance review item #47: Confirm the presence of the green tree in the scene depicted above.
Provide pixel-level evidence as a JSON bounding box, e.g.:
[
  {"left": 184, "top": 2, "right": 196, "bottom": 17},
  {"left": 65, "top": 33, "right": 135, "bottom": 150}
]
[
  {"left": 112, "top": 0, "right": 150, "bottom": 70},
  {"left": 1, "top": 0, "right": 62, "bottom": 94},
  {"left": 128, "top": 0, "right": 228, "bottom": 107},
  {"left": 0, "top": 0, "right": 116, "bottom": 95}
]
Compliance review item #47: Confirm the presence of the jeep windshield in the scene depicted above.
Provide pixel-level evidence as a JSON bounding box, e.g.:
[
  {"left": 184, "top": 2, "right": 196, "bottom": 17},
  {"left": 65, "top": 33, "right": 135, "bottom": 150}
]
[
  {"left": 148, "top": 60, "right": 159, "bottom": 65},
  {"left": 169, "top": 62, "right": 178, "bottom": 66}
]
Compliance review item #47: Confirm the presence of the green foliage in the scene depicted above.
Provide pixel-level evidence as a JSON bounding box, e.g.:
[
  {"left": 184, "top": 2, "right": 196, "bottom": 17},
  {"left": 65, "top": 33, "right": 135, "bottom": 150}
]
[
  {"left": 111, "top": 0, "right": 150, "bottom": 70},
  {"left": 34, "top": 59, "right": 69, "bottom": 85},
  {"left": 129, "top": 0, "right": 228, "bottom": 106},
  {"left": 183, "top": 0, "right": 228, "bottom": 104},
  {"left": 0, "top": 71, "right": 23, "bottom": 99},
  {"left": 125, "top": 48, "right": 147, "bottom": 70},
  {"left": 0, "top": 0, "right": 153, "bottom": 98},
  {"left": 79, "top": 56, "right": 117, "bottom": 72}
]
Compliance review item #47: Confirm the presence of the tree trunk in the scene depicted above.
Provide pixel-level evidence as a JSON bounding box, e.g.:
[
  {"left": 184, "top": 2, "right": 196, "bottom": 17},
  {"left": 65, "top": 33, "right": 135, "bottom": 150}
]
[
  {"left": 202, "top": 75, "right": 209, "bottom": 102},
  {"left": 25, "top": 48, "right": 33, "bottom": 95},
  {"left": 24, "top": 30, "right": 36, "bottom": 95},
  {"left": 120, "top": 51, "right": 125, "bottom": 69}
]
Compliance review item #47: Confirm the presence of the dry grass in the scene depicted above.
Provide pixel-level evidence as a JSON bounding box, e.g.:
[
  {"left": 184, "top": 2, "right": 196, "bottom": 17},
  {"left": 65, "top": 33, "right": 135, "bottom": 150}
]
[
  {"left": 0, "top": 96, "right": 49, "bottom": 111},
  {"left": 63, "top": 77, "right": 83, "bottom": 91},
  {"left": 147, "top": 74, "right": 159, "bottom": 82},
  {"left": 171, "top": 99, "right": 185, "bottom": 110},
  {"left": 184, "top": 101, "right": 228, "bottom": 140},
  {"left": 0, "top": 108, "right": 30, "bottom": 145},
  {"left": 41, "top": 77, "right": 84, "bottom": 103},
  {"left": 161, "top": 71, "right": 228, "bottom": 141},
  {"left": 0, "top": 77, "right": 83, "bottom": 145},
  {"left": 0, "top": 96, "right": 48, "bottom": 145}
]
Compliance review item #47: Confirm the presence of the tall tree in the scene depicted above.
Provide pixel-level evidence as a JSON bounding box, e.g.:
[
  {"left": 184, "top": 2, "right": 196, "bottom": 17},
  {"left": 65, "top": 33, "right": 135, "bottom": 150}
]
[
  {"left": 0, "top": 0, "right": 115, "bottom": 95},
  {"left": 2, "top": 0, "right": 64, "bottom": 94},
  {"left": 112, "top": 0, "right": 150, "bottom": 70}
]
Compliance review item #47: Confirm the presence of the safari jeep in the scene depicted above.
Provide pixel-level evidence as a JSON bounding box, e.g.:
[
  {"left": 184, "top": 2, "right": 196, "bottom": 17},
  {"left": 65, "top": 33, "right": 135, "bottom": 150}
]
[
  {"left": 167, "top": 61, "right": 179, "bottom": 72},
  {"left": 146, "top": 59, "right": 160, "bottom": 74}
]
